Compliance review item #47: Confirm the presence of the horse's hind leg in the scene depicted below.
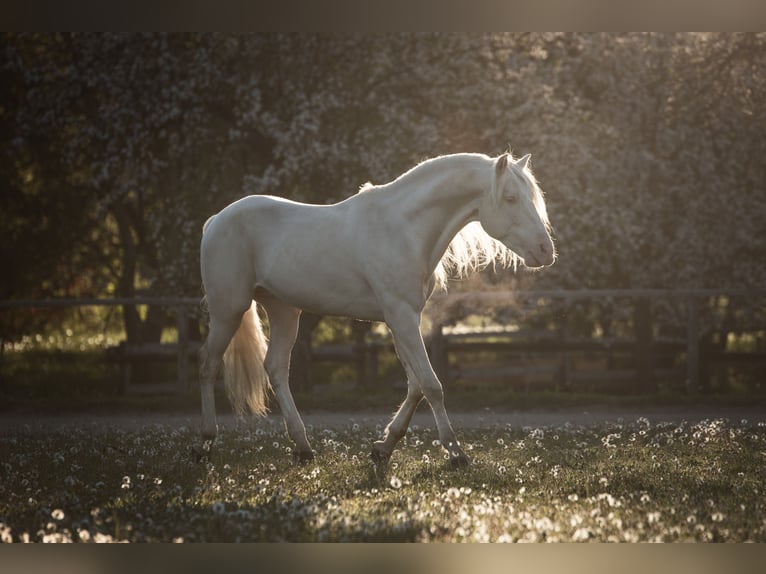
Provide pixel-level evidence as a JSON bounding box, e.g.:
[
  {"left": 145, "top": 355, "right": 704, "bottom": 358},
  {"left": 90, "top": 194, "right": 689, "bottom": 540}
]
[
  {"left": 199, "top": 310, "right": 246, "bottom": 442},
  {"left": 258, "top": 294, "right": 314, "bottom": 463}
]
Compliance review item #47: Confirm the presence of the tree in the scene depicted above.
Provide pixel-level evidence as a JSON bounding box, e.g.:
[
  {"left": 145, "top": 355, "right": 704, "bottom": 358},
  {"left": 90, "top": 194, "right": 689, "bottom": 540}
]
[
  {"left": 528, "top": 33, "right": 766, "bottom": 291},
  {"left": 3, "top": 34, "right": 276, "bottom": 341},
  {"left": 3, "top": 33, "right": 764, "bottom": 349}
]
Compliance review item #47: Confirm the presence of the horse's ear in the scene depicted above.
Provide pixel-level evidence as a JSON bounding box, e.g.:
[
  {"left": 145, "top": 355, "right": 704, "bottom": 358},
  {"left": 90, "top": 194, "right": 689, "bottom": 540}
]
[
  {"left": 495, "top": 153, "right": 509, "bottom": 175},
  {"left": 515, "top": 154, "right": 531, "bottom": 170}
]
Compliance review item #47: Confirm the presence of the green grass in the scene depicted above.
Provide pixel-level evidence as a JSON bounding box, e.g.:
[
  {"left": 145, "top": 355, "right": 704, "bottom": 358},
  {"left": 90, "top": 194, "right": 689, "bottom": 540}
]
[{"left": 2, "top": 416, "right": 765, "bottom": 542}]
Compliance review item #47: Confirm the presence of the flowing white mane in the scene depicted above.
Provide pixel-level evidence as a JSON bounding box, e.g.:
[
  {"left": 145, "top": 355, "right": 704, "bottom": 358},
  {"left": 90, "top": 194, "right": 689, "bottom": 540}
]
[
  {"left": 359, "top": 154, "right": 550, "bottom": 291},
  {"left": 434, "top": 221, "right": 516, "bottom": 290}
]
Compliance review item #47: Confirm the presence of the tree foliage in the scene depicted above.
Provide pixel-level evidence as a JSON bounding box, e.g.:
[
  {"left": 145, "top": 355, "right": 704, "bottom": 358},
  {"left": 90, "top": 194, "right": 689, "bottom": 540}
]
[{"left": 2, "top": 33, "right": 765, "bottom": 341}]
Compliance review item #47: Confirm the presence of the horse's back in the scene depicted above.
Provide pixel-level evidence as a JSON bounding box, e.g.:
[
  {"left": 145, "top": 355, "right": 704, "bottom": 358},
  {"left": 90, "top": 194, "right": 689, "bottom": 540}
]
[
  {"left": 201, "top": 195, "right": 385, "bottom": 319},
  {"left": 202, "top": 195, "right": 312, "bottom": 253}
]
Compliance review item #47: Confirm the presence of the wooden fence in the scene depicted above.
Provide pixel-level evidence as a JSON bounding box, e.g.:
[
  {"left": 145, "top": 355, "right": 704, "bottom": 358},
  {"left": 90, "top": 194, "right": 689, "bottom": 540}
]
[
  {"left": 0, "top": 297, "right": 200, "bottom": 394},
  {"left": 317, "top": 289, "right": 766, "bottom": 393},
  {"left": 2, "top": 289, "right": 765, "bottom": 395}
]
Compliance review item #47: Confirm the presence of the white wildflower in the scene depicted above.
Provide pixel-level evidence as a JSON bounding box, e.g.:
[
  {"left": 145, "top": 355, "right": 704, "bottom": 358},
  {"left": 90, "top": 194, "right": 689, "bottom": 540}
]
[{"left": 572, "top": 528, "right": 591, "bottom": 542}]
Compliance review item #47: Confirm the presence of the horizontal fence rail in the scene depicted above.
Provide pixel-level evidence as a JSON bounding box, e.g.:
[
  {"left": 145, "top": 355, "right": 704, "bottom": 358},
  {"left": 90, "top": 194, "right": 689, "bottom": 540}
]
[
  {"left": 0, "top": 297, "right": 201, "bottom": 309},
  {"left": 429, "top": 288, "right": 766, "bottom": 394},
  {"left": 429, "top": 288, "right": 766, "bottom": 393},
  {"left": 2, "top": 290, "right": 766, "bottom": 395},
  {"left": 429, "top": 288, "right": 766, "bottom": 301},
  {"left": 0, "top": 296, "right": 203, "bottom": 394}
]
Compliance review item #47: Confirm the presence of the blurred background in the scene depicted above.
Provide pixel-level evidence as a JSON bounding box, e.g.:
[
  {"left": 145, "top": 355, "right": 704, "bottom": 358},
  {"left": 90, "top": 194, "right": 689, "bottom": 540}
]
[{"left": 1, "top": 33, "right": 765, "bottom": 412}]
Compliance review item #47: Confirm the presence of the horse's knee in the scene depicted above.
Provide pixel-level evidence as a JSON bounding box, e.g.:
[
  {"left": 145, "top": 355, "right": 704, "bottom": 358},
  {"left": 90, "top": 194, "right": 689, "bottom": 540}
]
[
  {"left": 420, "top": 380, "right": 445, "bottom": 404},
  {"left": 264, "top": 359, "right": 288, "bottom": 384},
  {"left": 406, "top": 384, "right": 424, "bottom": 401},
  {"left": 199, "top": 348, "right": 222, "bottom": 382}
]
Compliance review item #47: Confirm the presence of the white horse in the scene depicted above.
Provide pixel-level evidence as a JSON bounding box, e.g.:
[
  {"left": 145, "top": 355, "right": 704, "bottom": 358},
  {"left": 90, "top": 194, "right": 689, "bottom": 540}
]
[{"left": 199, "top": 152, "right": 555, "bottom": 467}]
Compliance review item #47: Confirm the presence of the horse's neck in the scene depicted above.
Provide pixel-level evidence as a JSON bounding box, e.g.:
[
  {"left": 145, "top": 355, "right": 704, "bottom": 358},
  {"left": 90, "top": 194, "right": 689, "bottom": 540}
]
[{"left": 385, "top": 155, "right": 492, "bottom": 272}]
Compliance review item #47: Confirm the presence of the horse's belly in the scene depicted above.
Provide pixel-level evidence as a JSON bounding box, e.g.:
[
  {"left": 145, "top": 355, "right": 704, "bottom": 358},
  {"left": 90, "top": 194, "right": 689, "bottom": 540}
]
[{"left": 258, "top": 271, "right": 384, "bottom": 321}]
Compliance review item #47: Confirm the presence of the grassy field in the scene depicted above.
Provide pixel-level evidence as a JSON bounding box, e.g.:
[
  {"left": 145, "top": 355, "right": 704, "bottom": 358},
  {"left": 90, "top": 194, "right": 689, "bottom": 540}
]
[{"left": 1, "top": 414, "right": 765, "bottom": 542}]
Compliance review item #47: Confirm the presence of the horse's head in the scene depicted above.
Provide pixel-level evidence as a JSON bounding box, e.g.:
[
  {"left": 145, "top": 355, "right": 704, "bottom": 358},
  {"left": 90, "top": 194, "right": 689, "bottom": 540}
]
[{"left": 478, "top": 153, "right": 555, "bottom": 268}]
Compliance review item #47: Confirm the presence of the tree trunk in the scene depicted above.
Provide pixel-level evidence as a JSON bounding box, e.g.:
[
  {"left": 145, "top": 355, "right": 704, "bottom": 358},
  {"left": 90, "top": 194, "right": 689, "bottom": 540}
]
[{"left": 113, "top": 207, "right": 165, "bottom": 345}]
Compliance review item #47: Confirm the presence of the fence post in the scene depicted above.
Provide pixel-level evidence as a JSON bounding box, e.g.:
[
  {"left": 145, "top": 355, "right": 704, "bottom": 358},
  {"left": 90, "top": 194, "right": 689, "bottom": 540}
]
[
  {"left": 176, "top": 305, "right": 189, "bottom": 394},
  {"left": 368, "top": 342, "right": 380, "bottom": 386},
  {"left": 290, "top": 313, "right": 321, "bottom": 392},
  {"left": 556, "top": 297, "right": 572, "bottom": 390},
  {"left": 686, "top": 296, "right": 700, "bottom": 393},
  {"left": 0, "top": 337, "right": 5, "bottom": 393},
  {"left": 351, "top": 320, "right": 368, "bottom": 387},
  {"left": 430, "top": 322, "right": 450, "bottom": 385},
  {"left": 634, "top": 297, "right": 655, "bottom": 393}
]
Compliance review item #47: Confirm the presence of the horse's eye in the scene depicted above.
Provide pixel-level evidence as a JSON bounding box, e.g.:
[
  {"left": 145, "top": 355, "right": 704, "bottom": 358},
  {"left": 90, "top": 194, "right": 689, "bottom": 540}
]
[{"left": 505, "top": 194, "right": 518, "bottom": 203}]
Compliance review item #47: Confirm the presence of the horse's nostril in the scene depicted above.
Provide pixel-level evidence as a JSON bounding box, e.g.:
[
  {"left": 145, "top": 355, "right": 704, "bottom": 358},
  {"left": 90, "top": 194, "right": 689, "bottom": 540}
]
[{"left": 540, "top": 242, "right": 548, "bottom": 255}]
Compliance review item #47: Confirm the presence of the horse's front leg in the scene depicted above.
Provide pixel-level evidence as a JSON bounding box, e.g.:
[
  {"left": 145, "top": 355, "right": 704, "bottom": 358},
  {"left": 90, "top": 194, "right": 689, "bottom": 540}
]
[
  {"left": 383, "top": 305, "right": 470, "bottom": 468},
  {"left": 372, "top": 369, "right": 423, "bottom": 464}
]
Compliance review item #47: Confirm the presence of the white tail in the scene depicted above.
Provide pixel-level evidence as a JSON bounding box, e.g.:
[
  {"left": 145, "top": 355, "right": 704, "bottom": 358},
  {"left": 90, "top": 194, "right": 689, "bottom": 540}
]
[{"left": 222, "top": 301, "right": 271, "bottom": 416}]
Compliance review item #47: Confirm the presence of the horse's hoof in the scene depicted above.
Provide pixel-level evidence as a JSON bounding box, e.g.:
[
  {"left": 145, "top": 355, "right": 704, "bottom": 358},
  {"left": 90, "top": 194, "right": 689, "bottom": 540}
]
[
  {"left": 293, "top": 450, "right": 315, "bottom": 464},
  {"left": 449, "top": 453, "right": 472, "bottom": 469},
  {"left": 200, "top": 424, "right": 218, "bottom": 443},
  {"left": 370, "top": 443, "right": 391, "bottom": 465},
  {"left": 190, "top": 443, "right": 214, "bottom": 464}
]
